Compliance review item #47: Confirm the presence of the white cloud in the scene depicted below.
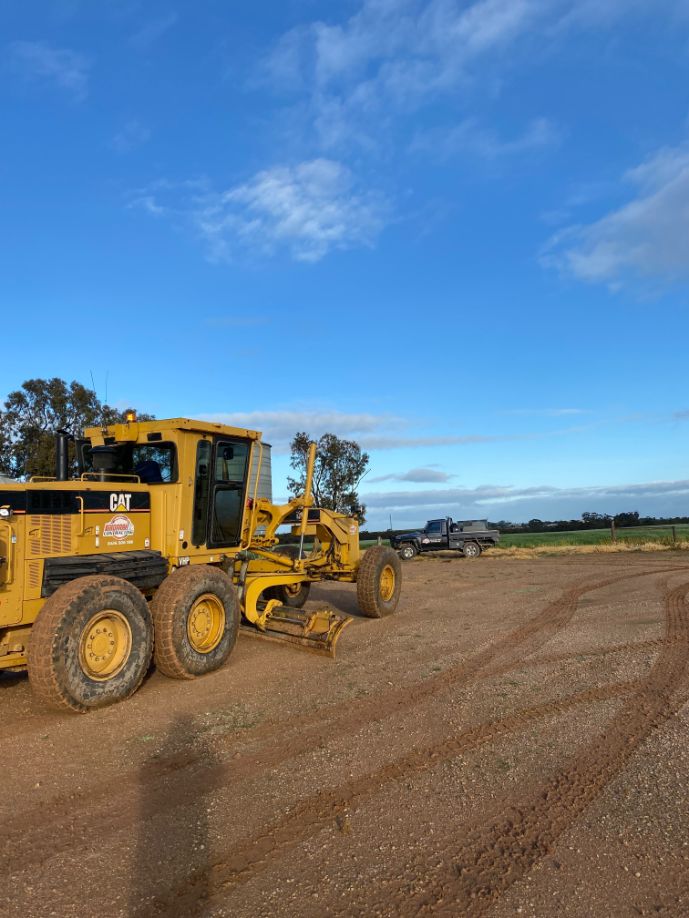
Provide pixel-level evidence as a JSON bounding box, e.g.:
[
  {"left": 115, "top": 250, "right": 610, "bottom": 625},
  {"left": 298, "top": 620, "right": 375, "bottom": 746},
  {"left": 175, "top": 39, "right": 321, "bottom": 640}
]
[
  {"left": 129, "top": 12, "right": 179, "bottom": 51},
  {"left": 413, "top": 116, "right": 561, "bottom": 160},
  {"left": 370, "top": 467, "right": 455, "bottom": 483},
  {"left": 199, "top": 409, "right": 402, "bottom": 451},
  {"left": 362, "top": 476, "right": 689, "bottom": 527},
  {"left": 363, "top": 477, "right": 689, "bottom": 513},
  {"left": 261, "top": 0, "right": 681, "bottom": 153},
  {"left": 360, "top": 433, "right": 511, "bottom": 450},
  {"left": 543, "top": 143, "right": 689, "bottom": 288},
  {"left": 8, "top": 41, "right": 90, "bottom": 100},
  {"left": 135, "top": 160, "right": 387, "bottom": 263},
  {"left": 507, "top": 408, "right": 588, "bottom": 417}
]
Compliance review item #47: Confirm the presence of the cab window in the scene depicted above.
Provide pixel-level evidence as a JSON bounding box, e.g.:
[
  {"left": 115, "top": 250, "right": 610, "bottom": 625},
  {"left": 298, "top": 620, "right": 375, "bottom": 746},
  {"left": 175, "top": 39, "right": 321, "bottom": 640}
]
[
  {"left": 209, "top": 439, "right": 250, "bottom": 547},
  {"left": 132, "top": 443, "right": 177, "bottom": 483}
]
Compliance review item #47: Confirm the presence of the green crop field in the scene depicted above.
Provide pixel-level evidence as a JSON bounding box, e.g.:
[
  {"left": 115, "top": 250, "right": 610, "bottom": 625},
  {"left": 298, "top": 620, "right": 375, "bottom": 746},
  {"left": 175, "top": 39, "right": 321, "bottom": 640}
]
[{"left": 361, "top": 525, "right": 689, "bottom": 552}]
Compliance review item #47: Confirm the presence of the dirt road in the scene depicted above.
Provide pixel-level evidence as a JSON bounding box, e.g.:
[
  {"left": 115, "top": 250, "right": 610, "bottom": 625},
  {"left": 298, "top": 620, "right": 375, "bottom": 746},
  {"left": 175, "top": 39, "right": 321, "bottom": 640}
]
[{"left": 2, "top": 553, "right": 688, "bottom": 916}]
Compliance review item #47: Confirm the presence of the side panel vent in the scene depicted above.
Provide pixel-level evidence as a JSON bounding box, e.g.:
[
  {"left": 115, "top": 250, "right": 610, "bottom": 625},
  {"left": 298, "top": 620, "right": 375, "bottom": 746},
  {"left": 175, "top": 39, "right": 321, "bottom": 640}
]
[
  {"left": 29, "top": 515, "right": 73, "bottom": 556},
  {"left": 28, "top": 561, "right": 41, "bottom": 589}
]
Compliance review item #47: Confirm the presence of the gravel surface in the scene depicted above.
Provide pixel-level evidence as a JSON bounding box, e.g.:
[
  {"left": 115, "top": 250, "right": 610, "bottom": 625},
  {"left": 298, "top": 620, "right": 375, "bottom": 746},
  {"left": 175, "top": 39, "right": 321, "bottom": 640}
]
[{"left": 1, "top": 552, "right": 688, "bottom": 917}]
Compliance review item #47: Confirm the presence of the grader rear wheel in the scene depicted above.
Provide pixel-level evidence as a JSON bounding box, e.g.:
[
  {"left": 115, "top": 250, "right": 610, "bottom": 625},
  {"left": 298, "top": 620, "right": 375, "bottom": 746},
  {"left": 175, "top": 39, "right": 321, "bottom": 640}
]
[
  {"left": 27, "top": 575, "right": 153, "bottom": 713},
  {"left": 151, "top": 565, "right": 239, "bottom": 679},
  {"left": 356, "top": 546, "right": 402, "bottom": 618}
]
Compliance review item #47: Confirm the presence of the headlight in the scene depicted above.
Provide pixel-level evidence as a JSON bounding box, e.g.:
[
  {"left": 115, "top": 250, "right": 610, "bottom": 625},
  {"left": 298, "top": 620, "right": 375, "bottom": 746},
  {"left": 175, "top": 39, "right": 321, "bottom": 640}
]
[{"left": 0, "top": 506, "right": 12, "bottom": 518}]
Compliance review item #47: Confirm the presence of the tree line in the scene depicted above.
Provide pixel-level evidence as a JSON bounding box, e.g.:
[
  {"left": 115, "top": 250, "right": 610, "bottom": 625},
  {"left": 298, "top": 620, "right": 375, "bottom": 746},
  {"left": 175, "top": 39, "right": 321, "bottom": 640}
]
[
  {"left": 0, "top": 378, "right": 151, "bottom": 479},
  {"left": 0, "top": 379, "right": 371, "bottom": 520}
]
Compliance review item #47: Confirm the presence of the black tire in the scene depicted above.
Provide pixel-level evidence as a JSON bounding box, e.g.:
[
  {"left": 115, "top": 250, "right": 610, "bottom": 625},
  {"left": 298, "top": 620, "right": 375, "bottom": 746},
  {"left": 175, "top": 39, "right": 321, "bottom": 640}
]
[
  {"left": 356, "top": 546, "right": 402, "bottom": 618},
  {"left": 269, "top": 580, "right": 312, "bottom": 608},
  {"left": 28, "top": 575, "right": 153, "bottom": 713},
  {"left": 265, "top": 545, "right": 311, "bottom": 608},
  {"left": 463, "top": 541, "right": 482, "bottom": 558},
  {"left": 398, "top": 543, "right": 417, "bottom": 561},
  {"left": 151, "top": 565, "right": 239, "bottom": 680}
]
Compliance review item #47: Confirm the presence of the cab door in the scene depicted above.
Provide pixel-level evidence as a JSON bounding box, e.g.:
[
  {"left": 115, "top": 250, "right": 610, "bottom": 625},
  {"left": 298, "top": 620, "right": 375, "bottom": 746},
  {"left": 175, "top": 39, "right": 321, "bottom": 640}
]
[
  {"left": 199, "top": 438, "right": 250, "bottom": 549},
  {"left": 423, "top": 519, "right": 445, "bottom": 550},
  {"left": 210, "top": 438, "right": 250, "bottom": 547}
]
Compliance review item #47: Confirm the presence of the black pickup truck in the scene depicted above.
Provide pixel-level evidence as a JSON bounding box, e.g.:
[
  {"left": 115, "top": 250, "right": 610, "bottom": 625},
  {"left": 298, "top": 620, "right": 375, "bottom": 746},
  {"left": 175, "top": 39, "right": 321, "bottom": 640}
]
[{"left": 390, "top": 518, "right": 500, "bottom": 560}]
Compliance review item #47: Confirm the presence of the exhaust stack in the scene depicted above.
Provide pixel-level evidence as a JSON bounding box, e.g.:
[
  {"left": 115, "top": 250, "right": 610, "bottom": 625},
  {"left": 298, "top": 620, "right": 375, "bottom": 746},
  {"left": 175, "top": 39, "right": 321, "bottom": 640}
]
[{"left": 55, "top": 430, "right": 72, "bottom": 481}]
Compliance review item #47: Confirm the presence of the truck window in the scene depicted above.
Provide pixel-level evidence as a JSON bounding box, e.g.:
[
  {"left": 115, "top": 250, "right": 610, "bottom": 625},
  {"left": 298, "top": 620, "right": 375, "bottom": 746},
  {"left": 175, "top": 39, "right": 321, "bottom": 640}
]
[{"left": 426, "top": 520, "right": 443, "bottom": 534}]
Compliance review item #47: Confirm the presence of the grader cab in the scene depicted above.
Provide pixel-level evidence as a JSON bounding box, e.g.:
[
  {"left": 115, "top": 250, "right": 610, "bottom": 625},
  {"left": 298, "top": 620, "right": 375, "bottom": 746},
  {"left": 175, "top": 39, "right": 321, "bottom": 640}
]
[{"left": 0, "top": 416, "right": 402, "bottom": 712}]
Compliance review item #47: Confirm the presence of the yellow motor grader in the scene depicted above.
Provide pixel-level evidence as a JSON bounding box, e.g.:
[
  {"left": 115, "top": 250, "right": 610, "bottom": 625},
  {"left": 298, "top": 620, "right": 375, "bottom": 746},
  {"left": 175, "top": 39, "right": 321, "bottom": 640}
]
[{"left": 0, "top": 415, "right": 401, "bottom": 712}]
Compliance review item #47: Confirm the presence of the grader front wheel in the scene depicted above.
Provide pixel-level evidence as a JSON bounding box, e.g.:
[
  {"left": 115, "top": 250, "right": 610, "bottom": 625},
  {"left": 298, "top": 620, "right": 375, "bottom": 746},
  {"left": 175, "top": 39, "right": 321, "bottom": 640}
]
[
  {"left": 356, "top": 546, "right": 402, "bottom": 618},
  {"left": 27, "top": 575, "right": 154, "bottom": 713},
  {"left": 151, "top": 565, "right": 239, "bottom": 679}
]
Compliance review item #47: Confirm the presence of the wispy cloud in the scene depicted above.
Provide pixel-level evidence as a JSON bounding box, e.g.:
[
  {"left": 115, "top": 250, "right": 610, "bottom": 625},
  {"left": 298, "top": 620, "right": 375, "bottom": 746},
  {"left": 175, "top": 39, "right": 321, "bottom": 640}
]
[
  {"left": 363, "top": 478, "right": 689, "bottom": 511},
  {"left": 412, "top": 117, "right": 561, "bottom": 161},
  {"left": 370, "top": 467, "right": 455, "bottom": 483},
  {"left": 260, "top": 0, "right": 679, "bottom": 155},
  {"left": 8, "top": 40, "right": 90, "bottom": 101},
  {"left": 199, "top": 409, "right": 403, "bottom": 451},
  {"left": 203, "top": 315, "right": 270, "bottom": 328},
  {"left": 507, "top": 407, "right": 589, "bottom": 417},
  {"left": 112, "top": 120, "right": 151, "bottom": 153},
  {"left": 542, "top": 142, "right": 689, "bottom": 289},
  {"left": 360, "top": 433, "right": 513, "bottom": 450},
  {"left": 133, "top": 160, "right": 388, "bottom": 263},
  {"left": 130, "top": 12, "right": 179, "bottom": 51}
]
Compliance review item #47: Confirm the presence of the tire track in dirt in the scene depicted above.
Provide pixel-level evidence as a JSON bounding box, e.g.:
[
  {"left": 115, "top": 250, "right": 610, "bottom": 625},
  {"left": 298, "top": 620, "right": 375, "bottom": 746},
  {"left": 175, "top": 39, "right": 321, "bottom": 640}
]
[
  {"left": 403, "top": 580, "right": 689, "bottom": 916},
  {"left": 153, "top": 680, "right": 641, "bottom": 916},
  {"left": 2, "top": 568, "right": 677, "bottom": 875}
]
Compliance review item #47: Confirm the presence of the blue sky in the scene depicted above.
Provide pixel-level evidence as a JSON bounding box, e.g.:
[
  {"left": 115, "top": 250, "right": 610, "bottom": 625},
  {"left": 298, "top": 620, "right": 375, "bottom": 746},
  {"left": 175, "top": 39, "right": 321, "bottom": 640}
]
[{"left": 2, "top": 0, "right": 689, "bottom": 528}]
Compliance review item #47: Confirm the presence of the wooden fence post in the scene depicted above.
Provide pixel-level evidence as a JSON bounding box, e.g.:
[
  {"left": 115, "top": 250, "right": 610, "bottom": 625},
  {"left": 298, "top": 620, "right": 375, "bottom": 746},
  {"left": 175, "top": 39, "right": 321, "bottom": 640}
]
[
  {"left": 610, "top": 519, "right": 617, "bottom": 543},
  {"left": 672, "top": 525, "right": 677, "bottom": 543}
]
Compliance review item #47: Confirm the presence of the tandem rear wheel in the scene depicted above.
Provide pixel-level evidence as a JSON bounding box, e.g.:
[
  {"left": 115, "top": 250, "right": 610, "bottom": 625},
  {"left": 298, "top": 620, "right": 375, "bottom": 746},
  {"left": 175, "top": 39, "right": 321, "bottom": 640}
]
[
  {"left": 28, "top": 574, "right": 154, "bottom": 713},
  {"left": 150, "top": 565, "right": 240, "bottom": 680}
]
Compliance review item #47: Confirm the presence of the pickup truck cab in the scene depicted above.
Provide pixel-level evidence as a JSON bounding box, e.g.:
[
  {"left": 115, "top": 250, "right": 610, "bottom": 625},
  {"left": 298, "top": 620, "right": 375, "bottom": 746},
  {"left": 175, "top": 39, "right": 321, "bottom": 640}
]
[{"left": 390, "top": 518, "right": 500, "bottom": 560}]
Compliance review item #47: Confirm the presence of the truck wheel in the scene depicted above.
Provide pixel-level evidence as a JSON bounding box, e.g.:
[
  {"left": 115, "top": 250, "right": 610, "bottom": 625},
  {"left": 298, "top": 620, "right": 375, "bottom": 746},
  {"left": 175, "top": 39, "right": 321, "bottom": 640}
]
[
  {"left": 463, "top": 542, "right": 482, "bottom": 558},
  {"left": 28, "top": 575, "right": 153, "bottom": 713},
  {"left": 151, "top": 565, "right": 239, "bottom": 679},
  {"left": 264, "top": 545, "right": 311, "bottom": 608},
  {"left": 357, "top": 546, "right": 402, "bottom": 618},
  {"left": 398, "top": 543, "right": 417, "bottom": 561}
]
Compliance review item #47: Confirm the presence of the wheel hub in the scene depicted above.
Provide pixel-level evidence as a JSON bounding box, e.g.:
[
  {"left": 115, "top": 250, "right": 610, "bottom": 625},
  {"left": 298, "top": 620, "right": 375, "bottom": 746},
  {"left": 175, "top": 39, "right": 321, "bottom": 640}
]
[
  {"left": 187, "top": 593, "right": 225, "bottom": 653},
  {"left": 379, "top": 565, "right": 396, "bottom": 602},
  {"left": 79, "top": 610, "right": 132, "bottom": 681}
]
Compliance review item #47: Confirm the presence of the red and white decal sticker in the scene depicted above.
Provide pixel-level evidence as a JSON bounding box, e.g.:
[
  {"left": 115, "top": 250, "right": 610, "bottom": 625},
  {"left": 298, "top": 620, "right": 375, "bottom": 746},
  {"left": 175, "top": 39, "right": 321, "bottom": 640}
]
[{"left": 104, "top": 514, "right": 135, "bottom": 541}]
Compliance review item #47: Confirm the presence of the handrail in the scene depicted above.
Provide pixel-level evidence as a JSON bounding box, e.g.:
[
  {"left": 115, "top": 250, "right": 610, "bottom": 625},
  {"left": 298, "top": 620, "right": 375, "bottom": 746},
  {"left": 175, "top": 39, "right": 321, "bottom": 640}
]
[
  {"left": 79, "top": 473, "right": 142, "bottom": 483},
  {"left": 75, "top": 496, "right": 85, "bottom": 536},
  {"left": 243, "top": 441, "right": 264, "bottom": 550},
  {"left": 29, "top": 476, "right": 57, "bottom": 482},
  {"left": 0, "top": 519, "right": 15, "bottom": 585}
]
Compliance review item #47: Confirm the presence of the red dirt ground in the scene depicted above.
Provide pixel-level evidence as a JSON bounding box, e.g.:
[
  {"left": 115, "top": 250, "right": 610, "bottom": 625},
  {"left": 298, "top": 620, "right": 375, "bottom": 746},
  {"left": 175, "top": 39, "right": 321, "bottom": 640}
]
[{"left": 2, "top": 552, "right": 688, "bottom": 917}]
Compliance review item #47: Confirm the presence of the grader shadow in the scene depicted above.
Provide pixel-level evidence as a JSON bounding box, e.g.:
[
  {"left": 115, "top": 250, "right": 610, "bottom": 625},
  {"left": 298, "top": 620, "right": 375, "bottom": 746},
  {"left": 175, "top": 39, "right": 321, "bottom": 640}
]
[{"left": 130, "top": 713, "right": 219, "bottom": 916}]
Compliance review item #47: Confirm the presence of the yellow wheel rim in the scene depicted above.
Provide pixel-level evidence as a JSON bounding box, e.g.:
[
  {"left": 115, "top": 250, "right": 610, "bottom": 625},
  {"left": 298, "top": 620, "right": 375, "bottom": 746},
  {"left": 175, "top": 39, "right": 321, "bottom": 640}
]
[
  {"left": 284, "top": 582, "right": 302, "bottom": 596},
  {"left": 379, "top": 565, "right": 396, "bottom": 602},
  {"left": 187, "top": 593, "right": 225, "bottom": 654},
  {"left": 79, "top": 610, "right": 132, "bottom": 681}
]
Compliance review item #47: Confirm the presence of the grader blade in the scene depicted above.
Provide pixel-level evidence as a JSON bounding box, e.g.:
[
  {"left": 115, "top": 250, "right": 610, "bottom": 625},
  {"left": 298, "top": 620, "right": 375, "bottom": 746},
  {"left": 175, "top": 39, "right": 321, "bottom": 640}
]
[{"left": 241, "top": 606, "right": 352, "bottom": 657}]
